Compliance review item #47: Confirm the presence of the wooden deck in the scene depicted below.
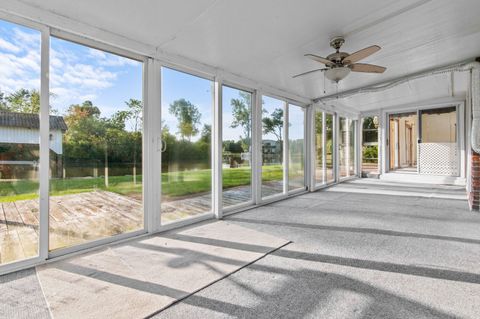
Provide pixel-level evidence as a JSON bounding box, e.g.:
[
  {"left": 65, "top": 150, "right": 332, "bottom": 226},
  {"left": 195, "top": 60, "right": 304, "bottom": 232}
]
[{"left": 0, "top": 182, "right": 284, "bottom": 265}]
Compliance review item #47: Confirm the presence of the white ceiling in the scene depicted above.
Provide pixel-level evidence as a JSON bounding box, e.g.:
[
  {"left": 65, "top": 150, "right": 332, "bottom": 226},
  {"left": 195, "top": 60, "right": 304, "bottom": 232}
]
[{"left": 11, "top": 0, "right": 480, "bottom": 109}]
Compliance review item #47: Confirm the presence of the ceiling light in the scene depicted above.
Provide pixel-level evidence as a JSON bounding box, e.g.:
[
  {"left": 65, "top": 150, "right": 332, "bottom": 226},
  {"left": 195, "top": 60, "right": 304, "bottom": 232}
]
[{"left": 324, "top": 67, "right": 350, "bottom": 83}]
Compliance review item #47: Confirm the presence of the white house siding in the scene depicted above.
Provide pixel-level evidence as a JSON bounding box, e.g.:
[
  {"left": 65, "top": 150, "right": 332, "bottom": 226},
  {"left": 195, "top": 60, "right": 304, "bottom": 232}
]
[{"left": 0, "top": 127, "right": 63, "bottom": 154}]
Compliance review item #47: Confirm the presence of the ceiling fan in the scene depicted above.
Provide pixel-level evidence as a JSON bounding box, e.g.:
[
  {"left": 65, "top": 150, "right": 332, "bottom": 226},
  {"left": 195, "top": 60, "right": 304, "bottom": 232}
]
[{"left": 293, "top": 36, "right": 386, "bottom": 82}]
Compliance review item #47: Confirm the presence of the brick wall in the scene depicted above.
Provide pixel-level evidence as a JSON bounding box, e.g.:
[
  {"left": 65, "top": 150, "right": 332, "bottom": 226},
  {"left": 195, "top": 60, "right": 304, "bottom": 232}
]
[{"left": 470, "top": 150, "right": 480, "bottom": 211}]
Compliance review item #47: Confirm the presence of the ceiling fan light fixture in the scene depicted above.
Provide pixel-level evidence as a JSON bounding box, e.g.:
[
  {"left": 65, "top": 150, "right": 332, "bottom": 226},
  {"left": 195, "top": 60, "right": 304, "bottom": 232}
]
[{"left": 324, "top": 66, "right": 350, "bottom": 83}]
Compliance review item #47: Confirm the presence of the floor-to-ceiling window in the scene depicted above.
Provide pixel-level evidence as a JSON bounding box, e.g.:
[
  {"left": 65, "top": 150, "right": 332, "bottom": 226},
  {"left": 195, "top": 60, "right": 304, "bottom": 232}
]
[
  {"left": 261, "top": 96, "right": 285, "bottom": 198},
  {"left": 315, "top": 110, "right": 324, "bottom": 186},
  {"left": 288, "top": 104, "right": 305, "bottom": 191},
  {"left": 161, "top": 67, "right": 213, "bottom": 224},
  {"left": 222, "top": 85, "right": 252, "bottom": 208},
  {"left": 0, "top": 19, "right": 41, "bottom": 264},
  {"left": 361, "top": 116, "right": 379, "bottom": 176},
  {"left": 339, "top": 117, "right": 348, "bottom": 178},
  {"left": 325, "top": 113, "right": 335, "bottom": 183},
  {"left": 339, "top": 117, "right": 356, "bottom": 179},
  {"left": 48, "top": 37, "right": 144, "bottom": 251},
  {"left": 348, "top": 119, "right": 356, "bottom": 176}
]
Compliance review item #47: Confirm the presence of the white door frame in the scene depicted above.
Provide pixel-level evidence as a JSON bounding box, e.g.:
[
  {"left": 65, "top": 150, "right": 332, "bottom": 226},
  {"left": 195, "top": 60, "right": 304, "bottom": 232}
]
[{"left": 382, "top": 98, "right": 465, "bottom": 180}]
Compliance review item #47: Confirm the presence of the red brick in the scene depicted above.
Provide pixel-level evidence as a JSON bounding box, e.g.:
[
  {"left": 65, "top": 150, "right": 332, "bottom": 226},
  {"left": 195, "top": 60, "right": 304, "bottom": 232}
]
[{"left": 469, "top": 149, "right": 480, "bottom": 211}]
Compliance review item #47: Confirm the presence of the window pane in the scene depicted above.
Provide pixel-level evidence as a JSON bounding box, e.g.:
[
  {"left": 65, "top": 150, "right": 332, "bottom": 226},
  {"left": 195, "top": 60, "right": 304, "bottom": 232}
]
[
  {"left": 261, "top": 96, "right": 284, "bottom": 198},
  {"left": 0, "top": 20, "right": 41, "bottom": 264},
  {"left": 349, "top": 120, "right": 356, "bottom": 176},
  {"left": 420, "top": 106, "right": 456, "bottom": 143},
  {"left": 339, "top": 117, "right": 348, "bottom": 178},
  {"left": 325, "top": 113, "right": 334, "bottom": 182},
  {"left": 161, "top": 67, "right": 212, "bottom": 224},
  {"left": 49, "top": 37, "right": 143, "bottom": 251},
  {"left": 362, "top": 117, "right": 378, "bottom": 176},
  {"left": 315, "top": 111, "right": 324, "bottom": 185},
  {"left": 222, "top": 86, "right": 252, "bottom": 208},
  {"left": 288, "top": 104, "right": 305, "bottom": 190}
]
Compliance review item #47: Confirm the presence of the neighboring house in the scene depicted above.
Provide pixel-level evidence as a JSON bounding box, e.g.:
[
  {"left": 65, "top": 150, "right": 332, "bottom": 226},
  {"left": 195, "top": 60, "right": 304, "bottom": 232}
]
[
  {"left": 0, "top": 111, "right": 68, "bottom": 155},
  {"left": 262, "top": 139, "right": 282, "bottom": 164},
  {"left": 0, "top": 111, "right": 68, "bottom": 179}
]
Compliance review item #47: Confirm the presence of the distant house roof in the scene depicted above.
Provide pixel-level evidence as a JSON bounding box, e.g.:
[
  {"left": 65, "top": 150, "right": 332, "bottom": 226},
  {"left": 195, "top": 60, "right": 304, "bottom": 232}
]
[{"left": 0, "top": 111, "right": 68, "bottom": 131}]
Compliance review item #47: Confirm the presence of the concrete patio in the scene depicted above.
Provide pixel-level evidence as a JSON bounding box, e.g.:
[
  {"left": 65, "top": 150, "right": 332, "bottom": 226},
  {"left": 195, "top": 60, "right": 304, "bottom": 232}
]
[{"left": 2, "top": 180, "right": 479, "bottom": 318}]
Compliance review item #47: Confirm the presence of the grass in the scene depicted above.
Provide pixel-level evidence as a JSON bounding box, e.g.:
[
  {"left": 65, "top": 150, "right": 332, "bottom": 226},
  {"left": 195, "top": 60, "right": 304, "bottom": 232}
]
[{"left": 0, "top": 165, "right": 292, "bottom": 202}]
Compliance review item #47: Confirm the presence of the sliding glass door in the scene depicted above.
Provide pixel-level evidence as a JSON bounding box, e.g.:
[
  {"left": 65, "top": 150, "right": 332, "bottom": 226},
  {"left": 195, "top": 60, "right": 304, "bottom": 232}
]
[
  {"left": 339, "top": 117, "right": 357, "bottom": 179},
  {"left": 0, "top": 15, "right": 313, "bottom": 271},
  {"left": 161, "top": 67, "right": 213, "bottom": 224},
  {"left": 314, "top": 110, "right": 336, "bottom": 186},
  {"left": 0, "top": 20, "right": 41, "bottom": 264},
  {"left": 388, "top": 106, "right": 459, "bottom": 176},
  {"left": 222, "top": 85, "right": 253, "bottom": 209},
  {"left": 288, "top": 104, "right": 305, "bottom": 191},
  {"left": 325, "top": 113, "right": 335, "bottom": 183},
  {"left": 261, "top": 96, "right": 285, "bottom": 198},
  {"left": 48, "top": 36, "right": 144, "bottom": 251}
]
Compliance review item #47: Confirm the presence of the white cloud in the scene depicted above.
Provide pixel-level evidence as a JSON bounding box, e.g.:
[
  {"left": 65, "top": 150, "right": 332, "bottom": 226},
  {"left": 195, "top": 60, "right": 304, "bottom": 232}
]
[
  {"left": 0, "top": 38, "right": 20, "bottom": 53},
  {"left": 0, "top": 49, "right": 40, "bottom": 93},
  {"left": 55, "top": 63, "right": 117, "bottom": 89},
  {"left": 12, "top": 28, "right": 40, "bottom": 51},
  {"left": 88, "top": 47, "right": 139, "bottom": 67}
]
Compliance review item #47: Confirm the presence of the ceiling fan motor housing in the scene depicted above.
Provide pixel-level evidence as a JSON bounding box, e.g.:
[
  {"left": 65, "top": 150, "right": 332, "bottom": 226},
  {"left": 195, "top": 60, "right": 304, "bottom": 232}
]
[
  {"left": 329, "top": 36, "right": 345, "bottom": 51},
  {"left": 327, "top": 52, "right": 349, "bottom": 65}
]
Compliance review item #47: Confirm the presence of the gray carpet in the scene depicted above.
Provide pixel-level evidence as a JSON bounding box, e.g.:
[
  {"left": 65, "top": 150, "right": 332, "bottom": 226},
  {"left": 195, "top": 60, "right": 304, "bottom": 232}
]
[
  {"left": 153, "top": 181, "right": 480, "bottom": 318},
  {"left": 1, "top": 180, "right": 479, "bottom": 319},
  {"left": 0, "top": 268, "right": 50, "bottom": 319}
]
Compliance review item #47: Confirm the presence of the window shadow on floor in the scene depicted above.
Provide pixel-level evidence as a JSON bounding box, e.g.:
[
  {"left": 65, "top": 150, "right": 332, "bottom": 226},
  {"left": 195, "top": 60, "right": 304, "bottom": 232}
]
[{"left": 226, "top": 216, "right": 480, "bottom": 245}]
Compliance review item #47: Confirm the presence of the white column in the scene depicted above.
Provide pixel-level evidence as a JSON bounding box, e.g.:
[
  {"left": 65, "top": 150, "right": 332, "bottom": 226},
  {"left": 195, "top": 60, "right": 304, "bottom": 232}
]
[
  {"left": 253, "top": 90, "right": 262, "bottom": 204},
  {"left": 283, "top": 102, "right": 289, "bottom": 194},
  {"left": 213, "top": 77, "right": 223, "bottom": 219},
  {"left": 334, "top": 114, "right": 339, "bottom": 182},
  {"left": 322, "top": 113, "right": 327, "bottom": 184},
  {"left": 144, "top": 58, "right": 162, "bottom": 232},
  {"left": 307, "top": 106, "right": 315, "bottom": 191},
  {"left": 39, "top": 26, "right": 50, "bottom": 259}
]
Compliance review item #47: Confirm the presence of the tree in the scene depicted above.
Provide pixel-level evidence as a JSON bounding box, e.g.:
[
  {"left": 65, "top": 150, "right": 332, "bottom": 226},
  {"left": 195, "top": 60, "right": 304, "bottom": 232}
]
[
  {"left": 168, "top": 98, "right": 201, "bottom": 141},
  {"left": 262, "top": 108, "right": 284, "bottom": 141},
  {"left": 126, "top": 99, "right": 142, "bottom": 184},
  {"left": 230, "top": 92, "right": 251, "bottom": 142},
  {"left": 63, "top": 101, "right": 106, "bottom": 181},
  {"left": 200, "top": 124, "right": 211, "bottom": 144},
  {"left": 0, "top": 92, "right": 6, "bottom": 110},
  {"left": 5, "top": 89, "right": 40, "bottom": 113}
]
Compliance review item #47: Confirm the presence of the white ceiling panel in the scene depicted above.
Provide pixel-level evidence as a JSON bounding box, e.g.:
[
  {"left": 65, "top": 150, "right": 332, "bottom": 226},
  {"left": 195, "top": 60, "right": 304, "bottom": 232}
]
[{"left": 11, "top": 0, "right": 480, "bottom": 108}]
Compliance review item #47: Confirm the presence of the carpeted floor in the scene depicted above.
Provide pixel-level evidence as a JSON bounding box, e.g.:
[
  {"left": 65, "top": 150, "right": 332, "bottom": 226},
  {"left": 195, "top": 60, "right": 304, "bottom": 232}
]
[
  {"left": 36, "top": 221, "right": 288, "bottom": 319},
  {"left": 1, "top": 179, "right": 479, "bottom": 319},
  {"left": 153, "top": 180, "right": 480, "bottom": 318},
  {"left": 0, "top": 268, "right": 50, "bottom": 319}
]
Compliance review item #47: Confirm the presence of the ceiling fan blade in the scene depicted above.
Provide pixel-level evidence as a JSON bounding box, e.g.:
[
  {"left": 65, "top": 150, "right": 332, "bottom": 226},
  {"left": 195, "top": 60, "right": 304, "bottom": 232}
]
[
  {"left": 304, "top": 54, "right": 333, "bottom": 66},
  {"left": 343, "top": 45, "right": 381, "bottom": 64},
  {"left": 349, "top": 63, "right": 386, "bottom": 73},
  {"left": 292, "top": 68, "right": 327, "bottom": 78}
]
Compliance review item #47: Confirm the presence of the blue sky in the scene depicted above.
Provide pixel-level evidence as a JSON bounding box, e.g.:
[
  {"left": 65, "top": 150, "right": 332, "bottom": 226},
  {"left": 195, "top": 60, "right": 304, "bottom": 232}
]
[{"left": 0, "top": 18, "right": 303, "bottom": 141}]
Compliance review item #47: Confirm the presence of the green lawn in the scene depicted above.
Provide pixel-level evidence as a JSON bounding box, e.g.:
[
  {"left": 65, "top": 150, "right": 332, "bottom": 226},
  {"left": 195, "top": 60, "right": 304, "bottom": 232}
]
[{"left": 0, "top": 165, "right": 288, "bottom": 203}]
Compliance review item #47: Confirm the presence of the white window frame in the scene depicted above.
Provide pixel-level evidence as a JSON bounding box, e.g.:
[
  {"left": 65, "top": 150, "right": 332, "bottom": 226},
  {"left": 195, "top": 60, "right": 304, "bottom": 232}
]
[{"left": 0, "top": 13, "right": 314, "bottom": 275}]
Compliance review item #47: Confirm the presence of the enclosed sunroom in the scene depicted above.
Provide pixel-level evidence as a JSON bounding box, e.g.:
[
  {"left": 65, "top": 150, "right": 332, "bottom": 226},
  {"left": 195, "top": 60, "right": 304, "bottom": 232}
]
[{"left": 1, "top": 1, "right": 480, "bottom": 318}]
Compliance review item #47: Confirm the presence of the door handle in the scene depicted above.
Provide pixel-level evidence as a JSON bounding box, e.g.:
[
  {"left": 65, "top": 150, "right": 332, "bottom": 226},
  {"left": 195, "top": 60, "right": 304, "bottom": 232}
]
[{"left": 157, "top": 137, "right": 167, "bottom": 152}]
